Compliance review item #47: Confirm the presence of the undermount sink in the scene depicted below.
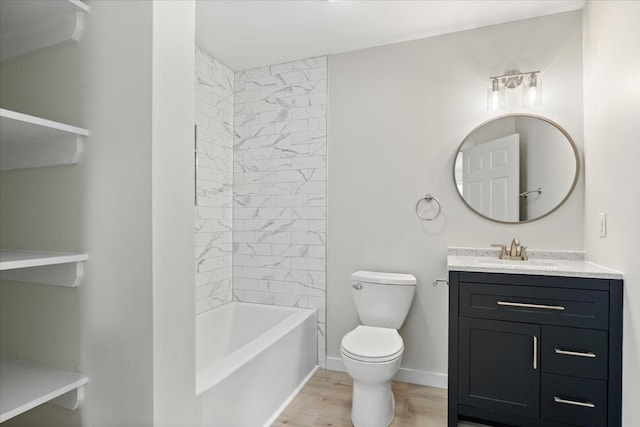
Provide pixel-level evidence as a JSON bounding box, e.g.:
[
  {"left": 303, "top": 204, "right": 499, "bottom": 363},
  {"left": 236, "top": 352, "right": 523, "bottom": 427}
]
[{"left": 475, "top": 258, "right": 566, "bottom": 270}]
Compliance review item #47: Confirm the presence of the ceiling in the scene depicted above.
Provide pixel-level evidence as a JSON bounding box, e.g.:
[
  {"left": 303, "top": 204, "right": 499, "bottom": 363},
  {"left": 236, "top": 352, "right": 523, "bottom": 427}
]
[{"left": 195, "top": 0, "right": 586, "bottom": 71}]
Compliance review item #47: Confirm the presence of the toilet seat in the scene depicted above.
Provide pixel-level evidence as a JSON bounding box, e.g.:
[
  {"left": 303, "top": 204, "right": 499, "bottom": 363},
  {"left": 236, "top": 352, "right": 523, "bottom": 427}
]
[{"left": 341, "top": 325, "right": 404, "bottom": 363}]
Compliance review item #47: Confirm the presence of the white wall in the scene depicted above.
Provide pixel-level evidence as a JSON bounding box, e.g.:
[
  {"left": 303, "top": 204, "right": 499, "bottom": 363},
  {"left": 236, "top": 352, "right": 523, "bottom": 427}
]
[
  {"left": 151, "top": 1, "right": 196, "bottom": 425},
  {"left": 582, "top": 1, "right": 640, "bottom": 424},
  {"left": 79, "top": 1, "right": 155, "bottom": 424},
  {"left": 517, "top": 117, "right": 576, "bottom": 220},
  {"left": 327, "top": 11, "right": 584, "bottom": 383}
]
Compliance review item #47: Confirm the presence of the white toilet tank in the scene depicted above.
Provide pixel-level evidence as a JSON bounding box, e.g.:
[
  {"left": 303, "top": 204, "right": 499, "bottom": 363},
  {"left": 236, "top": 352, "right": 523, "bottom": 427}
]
[{"left": 351, "top": 271, "right": 417, "bottom": 329}]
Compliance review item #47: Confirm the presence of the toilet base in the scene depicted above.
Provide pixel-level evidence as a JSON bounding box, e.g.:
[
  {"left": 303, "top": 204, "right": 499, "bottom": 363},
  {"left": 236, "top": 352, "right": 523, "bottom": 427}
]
[{"left": 351, "top": 379, "right": 395, "bottom": 427}]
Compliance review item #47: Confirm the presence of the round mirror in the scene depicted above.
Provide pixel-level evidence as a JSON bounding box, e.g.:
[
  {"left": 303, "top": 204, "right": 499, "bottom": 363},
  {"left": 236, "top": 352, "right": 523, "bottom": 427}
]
[{"left": 453, "top": 114, "right": 579, "bottom": 223}]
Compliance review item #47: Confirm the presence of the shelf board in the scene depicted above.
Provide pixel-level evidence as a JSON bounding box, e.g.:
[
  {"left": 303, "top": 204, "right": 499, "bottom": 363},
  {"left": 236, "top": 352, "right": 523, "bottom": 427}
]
[
  {"left": 0, "top": 358, "right": 88, "bottom": 423},
  {"left": 0, "top": 108, "right": 89, "bottom": 171},
  {"left": 0, "top": 0, "right": 89, "bottom": 61},
  {"left": 0, "top": 250, "right": 88, "bottom": 287}
]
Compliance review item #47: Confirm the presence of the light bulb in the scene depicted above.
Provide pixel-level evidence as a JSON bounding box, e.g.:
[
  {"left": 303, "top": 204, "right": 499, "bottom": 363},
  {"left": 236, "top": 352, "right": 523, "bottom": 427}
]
[
  {"left": 487, "top": 78, "right": 505, "bottom": 112},
  {"left": 523, "top": 73, "right": 542, "bottom": 107}
]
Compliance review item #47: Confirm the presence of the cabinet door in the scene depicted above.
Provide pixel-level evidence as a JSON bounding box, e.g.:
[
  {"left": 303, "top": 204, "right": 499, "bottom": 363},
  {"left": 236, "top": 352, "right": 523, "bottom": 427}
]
[{"left": 459, "top": 318, "right": 540, "bottom": 418}]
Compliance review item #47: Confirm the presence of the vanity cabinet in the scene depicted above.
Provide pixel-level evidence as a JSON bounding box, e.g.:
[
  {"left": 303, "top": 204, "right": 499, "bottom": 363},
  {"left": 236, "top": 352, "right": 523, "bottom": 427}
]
[{"left": 448, "top": 271, "right": 622, "bottom": 427}]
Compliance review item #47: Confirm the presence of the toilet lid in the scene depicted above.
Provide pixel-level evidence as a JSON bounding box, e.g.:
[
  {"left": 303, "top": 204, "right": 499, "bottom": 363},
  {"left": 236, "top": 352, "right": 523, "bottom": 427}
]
[{"left": 341, "top": 325, "right": 403, "bottom": 363}]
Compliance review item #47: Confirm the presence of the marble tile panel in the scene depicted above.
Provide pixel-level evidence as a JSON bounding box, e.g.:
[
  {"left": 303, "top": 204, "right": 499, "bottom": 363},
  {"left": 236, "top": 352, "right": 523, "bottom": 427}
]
[
  {"left": 233, "top": 277, "right": 261, "bottom": 291},
  {"left": 233, "top": 194, "right": 276, "bottom": 209},
  {"left": 233, "top": 55, "right": 327, "bottom": 365},
  {"left": 292, "top": 130, "right": 327, "bottom": 145},
  {"left": 234, "top": 254, "right": 292, "bottom": 269},
  {"left": 290, "top": 207, "right": 326, "bottom": 220},
  {"left": 244, "top": 99, "right": 278, "bottom": 114},
  {"left": 195, "top": 46, "right": 234, "bottom": 314},
  {"left": 291, "top": 257, "right": 326, "bottom": 271},
  {"left": 232, "top": 289, "right": 276, "bottom": 305},
  {"left": 234, "top": 242, "right": 273, "bottom": 256},
  {"left": 292, "top": 181, "right": 326, "bottom": 195},
  {"left": 259, "top": 79, "right": 326, "bottom": 100},
  {"left": 308, "top": 117, "right": 326, "bottom": 131},
  {"left": 290, "top": 231, "right": 326, "bottom": 245}
]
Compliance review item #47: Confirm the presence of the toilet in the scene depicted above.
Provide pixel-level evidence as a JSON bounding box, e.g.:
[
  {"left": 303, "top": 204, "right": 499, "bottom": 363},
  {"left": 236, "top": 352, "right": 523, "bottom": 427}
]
[{"left": 340, "top": 271, "right": 417, "bottom": 427}]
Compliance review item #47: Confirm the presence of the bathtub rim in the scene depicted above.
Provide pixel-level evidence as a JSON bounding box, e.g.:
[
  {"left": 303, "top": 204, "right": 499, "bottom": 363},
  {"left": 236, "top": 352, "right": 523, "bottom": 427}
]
[{"left": 195, "top": 302, "right": 317, "bottom": 396}]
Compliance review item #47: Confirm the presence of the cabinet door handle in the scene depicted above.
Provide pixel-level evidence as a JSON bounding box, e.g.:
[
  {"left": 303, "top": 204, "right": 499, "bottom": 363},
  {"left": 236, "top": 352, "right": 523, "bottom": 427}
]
[
  {"left": 555, "top": 348, "right": 596, "bottom": 358},
  {"left": 533, "top": 335, "right": 538, "bottom": 370},
  {"left": 554, "top": 396, "right": 596, "bottom": 408},
  {"left": 497, "top": 301, "right": 565, "bottom": 311}
]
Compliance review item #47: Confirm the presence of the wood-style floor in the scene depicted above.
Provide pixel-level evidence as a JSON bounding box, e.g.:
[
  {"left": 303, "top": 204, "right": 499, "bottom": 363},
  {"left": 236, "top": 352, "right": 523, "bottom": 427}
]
[{"left": 272, "top": 369, "right": 488, "bottom": 427}]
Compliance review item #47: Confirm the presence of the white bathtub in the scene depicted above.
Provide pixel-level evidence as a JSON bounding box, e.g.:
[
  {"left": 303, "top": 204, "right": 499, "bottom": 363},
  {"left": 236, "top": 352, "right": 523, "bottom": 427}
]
[{"left": 196, "top": 302, "right": 317, "bottom": 427}]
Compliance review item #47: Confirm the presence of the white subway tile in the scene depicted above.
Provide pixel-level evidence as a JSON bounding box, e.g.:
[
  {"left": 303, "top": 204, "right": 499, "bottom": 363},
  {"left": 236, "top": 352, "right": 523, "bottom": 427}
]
[
  {"left": 291, "top": 257, "right": 326, "bottom": 271},
  {"left": 291, "top": 206, "right": 326, "bottom": 219},
  {"left": 234, "top": 242, "right": 273, "bottom": 256},
  {"left": 291, "top": 231, "right": 326, "bottom": 245},
  {"left": 292, "top": 130, "right": 326, "bottom": 145}
]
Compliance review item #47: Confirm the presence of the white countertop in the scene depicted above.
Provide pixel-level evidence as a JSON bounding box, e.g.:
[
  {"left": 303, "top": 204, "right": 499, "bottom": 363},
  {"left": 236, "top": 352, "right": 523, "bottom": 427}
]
[{"left": 447, "top": 247, "right": 623, "bottom": 280}]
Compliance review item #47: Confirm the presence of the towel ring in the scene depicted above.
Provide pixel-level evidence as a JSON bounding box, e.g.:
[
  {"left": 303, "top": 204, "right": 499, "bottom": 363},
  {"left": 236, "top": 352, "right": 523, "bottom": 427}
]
[{"left": 415, "top": 194, "right": 441, "bottom": 221}]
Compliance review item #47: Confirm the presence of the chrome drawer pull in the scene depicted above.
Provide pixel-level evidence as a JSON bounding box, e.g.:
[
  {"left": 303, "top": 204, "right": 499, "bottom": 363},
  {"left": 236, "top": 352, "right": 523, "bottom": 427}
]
[
  {"left": 497, "top": 301, "right": 565, "bottom": 311},
  {"left": 555, "top": 348, "right": 596, "bottom": 358},
  {"left": 554, "top": 396, "right": 596, "bottom": 408},
  {"left": 533, "top": 335, "right": 538, "bottom": 370}
]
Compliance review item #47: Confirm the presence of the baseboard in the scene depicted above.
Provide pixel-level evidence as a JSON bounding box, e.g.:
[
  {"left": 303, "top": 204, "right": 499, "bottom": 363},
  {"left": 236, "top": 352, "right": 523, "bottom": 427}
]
[
  {"left": 263, "top": 365, "right": 319, "bottom": 427},
  {"left": 395, "top": 366, "right": 448, "bottom": 389},
  {"left": 326, "top": 356, "right": 447, "bottom": 389}
]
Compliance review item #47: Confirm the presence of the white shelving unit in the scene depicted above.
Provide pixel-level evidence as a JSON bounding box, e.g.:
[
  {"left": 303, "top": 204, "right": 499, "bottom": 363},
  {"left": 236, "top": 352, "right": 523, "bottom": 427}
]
[
  {"left": 0, "top": 108, "right": 89, "bottom": 171},
  {"left": 0, "top": 1, "right": 91, "bottom": 421},
  {"left": 0, "top": 250, "right": 88, "bottom": 287},
  {"left": 0, "top": 0, "right": 89, "bottom": 61},
  {"left": 0, "top": 358, "right": 88, "bottom": 423}
]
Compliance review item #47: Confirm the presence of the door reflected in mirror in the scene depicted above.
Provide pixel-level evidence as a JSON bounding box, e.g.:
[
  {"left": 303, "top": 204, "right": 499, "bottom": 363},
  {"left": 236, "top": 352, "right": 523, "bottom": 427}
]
[{"left": 453, "top": 114, "right": 579, "bottom": 223}]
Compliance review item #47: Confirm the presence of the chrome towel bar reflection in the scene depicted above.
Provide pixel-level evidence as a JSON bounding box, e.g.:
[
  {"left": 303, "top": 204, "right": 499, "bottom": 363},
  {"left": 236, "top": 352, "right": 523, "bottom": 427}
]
[
  {"left": 519, "top": 187, "right": 542, "bottom": 199},
  {"left": 416, "top": 194, "right": 441, "bottom": 221}
]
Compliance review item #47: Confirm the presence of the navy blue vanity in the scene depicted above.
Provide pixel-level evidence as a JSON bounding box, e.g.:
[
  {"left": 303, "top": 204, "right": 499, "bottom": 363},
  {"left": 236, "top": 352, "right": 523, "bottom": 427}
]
[{"left": 447, "top": 251, "right": 623, "bottom": 427}]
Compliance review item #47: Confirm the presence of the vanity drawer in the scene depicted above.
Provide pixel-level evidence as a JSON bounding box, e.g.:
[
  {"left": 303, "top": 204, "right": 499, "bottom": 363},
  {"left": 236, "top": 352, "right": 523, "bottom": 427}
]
[
  {"left": 541, "top": 373, "right": 607, "bottom": 427},
  {"left": 459, "top": 283, "right": 609, "bottom": 329},
  {"left": 542, "top": 325, "right": 609, "bottom": 380}
]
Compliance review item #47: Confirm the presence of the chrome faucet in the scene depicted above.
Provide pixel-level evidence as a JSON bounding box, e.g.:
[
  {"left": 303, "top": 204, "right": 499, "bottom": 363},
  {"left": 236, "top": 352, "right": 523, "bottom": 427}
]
[
  {"left": 491, "top": 238, "right": 528, "bottom": 260},
  {"left": 509, "top": 237, "right": 520, "bottom": 257}
]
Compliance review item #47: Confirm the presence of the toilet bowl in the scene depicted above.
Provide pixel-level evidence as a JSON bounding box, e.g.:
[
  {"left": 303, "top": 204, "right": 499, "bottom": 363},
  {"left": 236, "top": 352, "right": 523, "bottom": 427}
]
[
  {"left": 340, "top": 325, "right": 404, "bottom": 427},
  {"left": 341, "top": 271, "right": 416, "bottom": 427}
]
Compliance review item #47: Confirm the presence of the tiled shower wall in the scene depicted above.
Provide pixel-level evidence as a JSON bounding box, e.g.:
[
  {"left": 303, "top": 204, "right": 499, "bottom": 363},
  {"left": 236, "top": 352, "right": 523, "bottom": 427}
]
[
  {"left": 232, "top": 57, "right": 328, "bottom": 366},
  {"left": 194, "top": 47, "right": 234, "bottom": 314},
  {"left": 194, "top": 50, "right": 327, "bottom": 365}
]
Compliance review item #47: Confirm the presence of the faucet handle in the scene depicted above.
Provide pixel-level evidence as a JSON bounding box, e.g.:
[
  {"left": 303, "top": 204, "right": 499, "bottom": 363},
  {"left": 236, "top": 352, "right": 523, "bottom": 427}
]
[
  {"left": 519, "top": 246, "right": 529, "bottom": 260},
  {"left": 491, "top": 244, "right": 507, "bottom": 259}
]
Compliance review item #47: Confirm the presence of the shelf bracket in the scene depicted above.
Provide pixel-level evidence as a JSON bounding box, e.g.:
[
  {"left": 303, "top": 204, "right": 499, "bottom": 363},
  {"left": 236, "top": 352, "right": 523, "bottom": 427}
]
[
  {"left": 51, "top": 385, "right": 85, "bottom": 411},
  {"left": 0, "top": 109, "right": 88, "bottom": 171},
  {"left": 1, "top": 261, "right": 85, "bottom": 287},
  {"left": 0, "top": 6, "right": 86, "bottom": 61}
]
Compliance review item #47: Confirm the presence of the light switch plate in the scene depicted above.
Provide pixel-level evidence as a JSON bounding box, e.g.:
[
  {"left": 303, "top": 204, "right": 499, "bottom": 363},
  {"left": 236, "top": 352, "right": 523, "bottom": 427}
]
[{"left": 599, "top": 212, "right": 607, "bottom": 238}]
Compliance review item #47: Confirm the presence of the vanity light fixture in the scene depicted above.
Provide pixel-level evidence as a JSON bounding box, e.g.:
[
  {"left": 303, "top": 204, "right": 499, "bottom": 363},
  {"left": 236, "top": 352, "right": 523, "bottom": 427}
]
[{"left": 486, "top": 70, "right": 542, "bottom": 111}]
